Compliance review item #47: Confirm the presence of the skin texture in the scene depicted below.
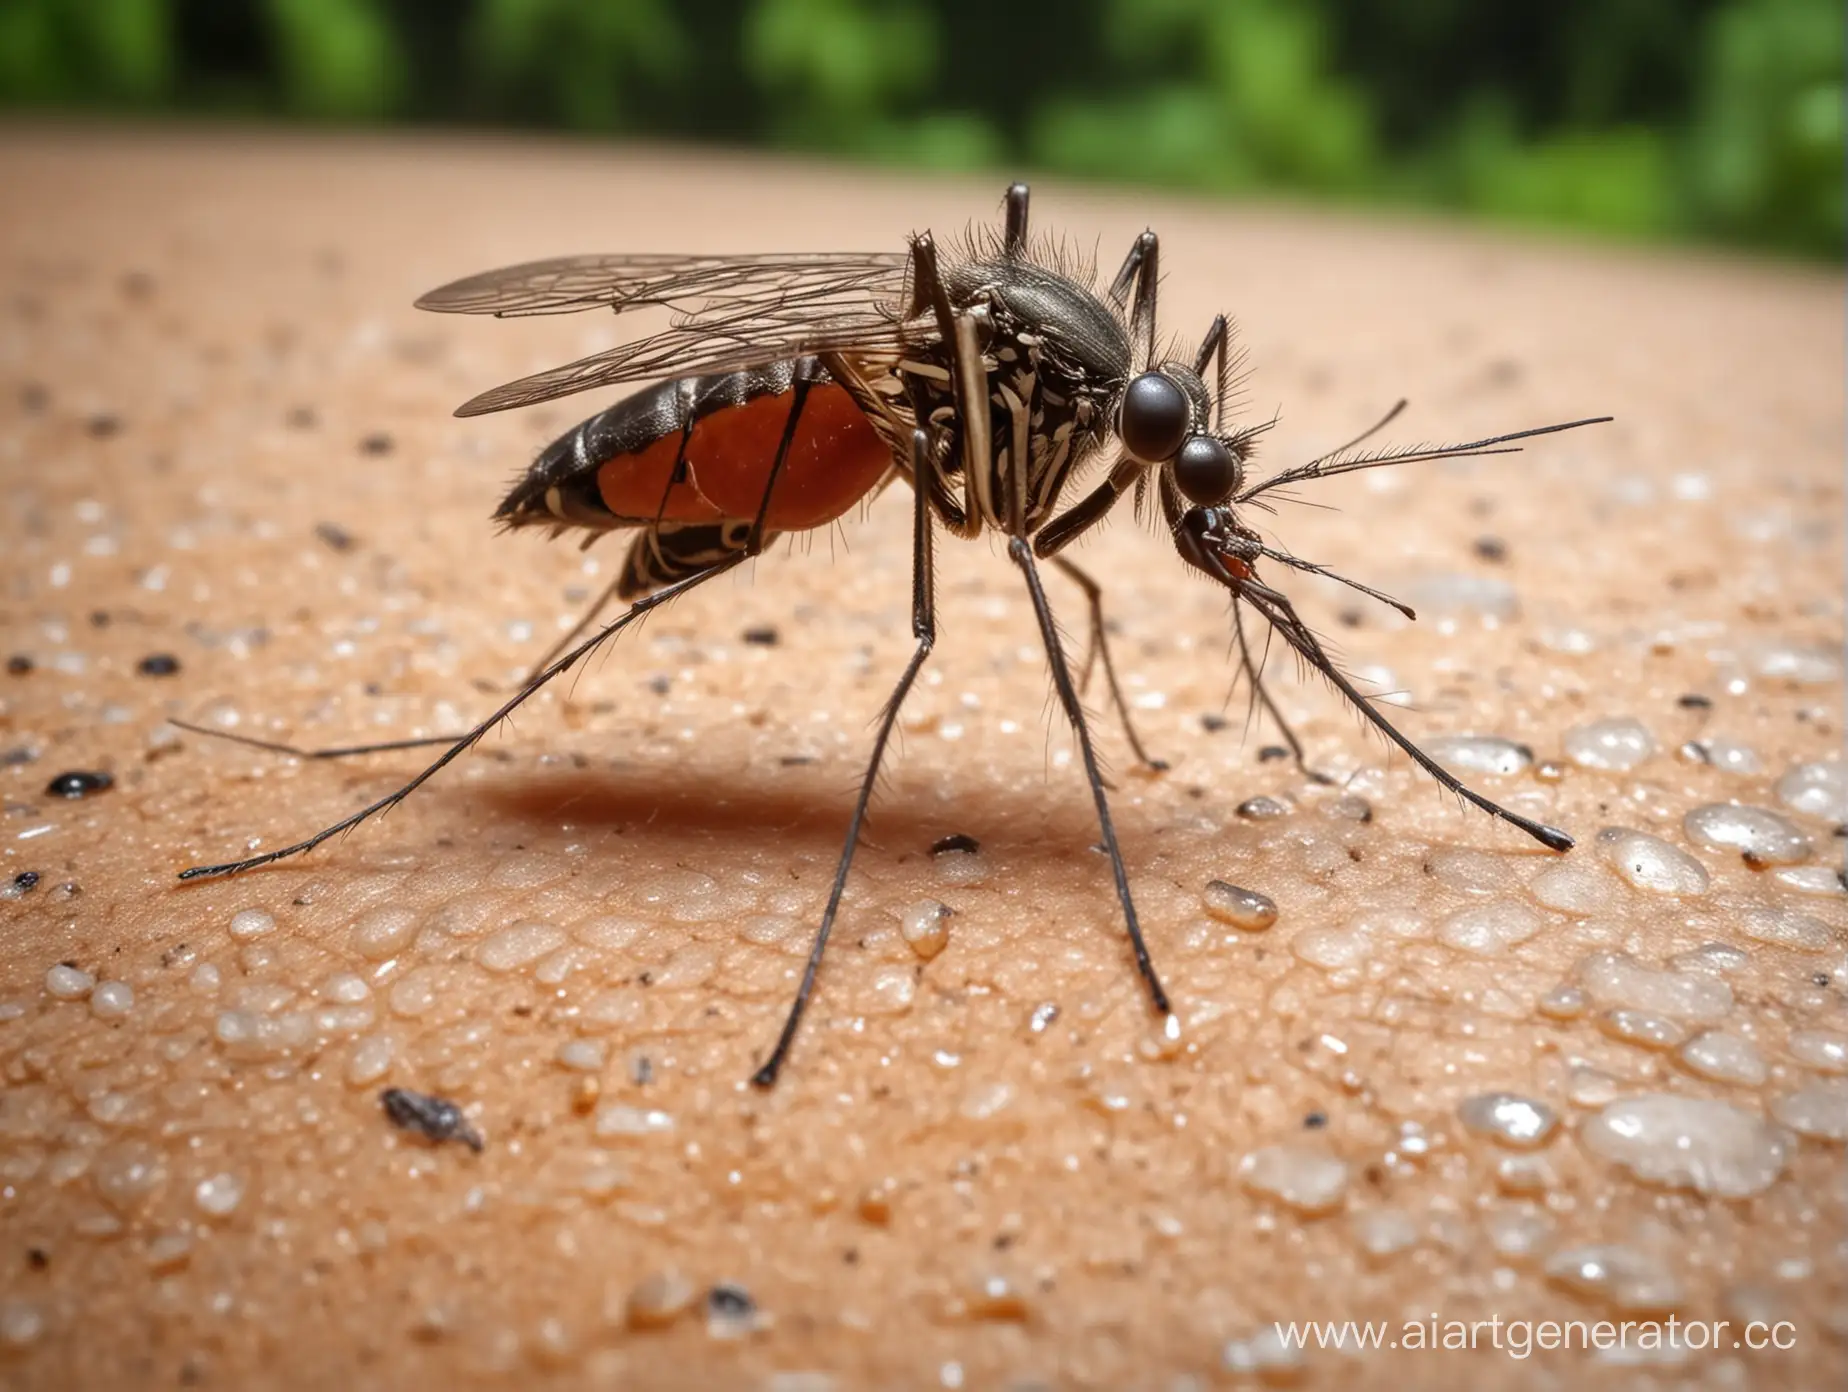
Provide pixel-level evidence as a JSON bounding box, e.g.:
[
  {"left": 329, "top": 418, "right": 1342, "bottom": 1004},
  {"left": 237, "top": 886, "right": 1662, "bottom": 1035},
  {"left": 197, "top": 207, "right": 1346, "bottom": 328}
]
[{"left": 0, "top": 128, "right": 1842, "bottom": 1390}]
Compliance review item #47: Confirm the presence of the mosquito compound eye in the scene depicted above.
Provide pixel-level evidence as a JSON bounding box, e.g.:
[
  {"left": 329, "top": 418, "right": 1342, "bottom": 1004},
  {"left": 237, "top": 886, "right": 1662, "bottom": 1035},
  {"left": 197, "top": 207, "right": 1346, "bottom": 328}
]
[
  {"left": 1173, "top": 435, "right": 1243, "bottom": 507},
  {"left": 1119, "top": 373, "right": 1192, "bottom": 463}
]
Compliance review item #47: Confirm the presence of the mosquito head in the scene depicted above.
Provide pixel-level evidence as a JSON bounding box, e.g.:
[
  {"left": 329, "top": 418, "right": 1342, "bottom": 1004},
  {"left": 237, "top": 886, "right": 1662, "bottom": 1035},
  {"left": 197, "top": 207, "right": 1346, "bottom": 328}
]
[{"left": 1121, "top": 347, "right": 1265, "bottom": 508}]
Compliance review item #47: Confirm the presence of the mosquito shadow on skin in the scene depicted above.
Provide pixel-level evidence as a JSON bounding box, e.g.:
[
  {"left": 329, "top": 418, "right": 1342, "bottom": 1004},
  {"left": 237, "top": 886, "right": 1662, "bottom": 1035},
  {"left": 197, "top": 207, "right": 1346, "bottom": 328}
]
[{"left": 462, "top": 762, "right": 1119, "bottom": 871}]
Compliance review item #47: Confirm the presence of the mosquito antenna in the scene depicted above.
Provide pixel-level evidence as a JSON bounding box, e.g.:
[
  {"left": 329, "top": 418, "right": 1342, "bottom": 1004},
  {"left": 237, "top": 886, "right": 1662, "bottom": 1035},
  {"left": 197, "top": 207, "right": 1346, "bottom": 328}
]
[
  {"left": 1240, "top": 417, "right": 1612, "bottom": 503},
  {"left": 1315, "top": 399, "right": 1407, "bottom": 464}
]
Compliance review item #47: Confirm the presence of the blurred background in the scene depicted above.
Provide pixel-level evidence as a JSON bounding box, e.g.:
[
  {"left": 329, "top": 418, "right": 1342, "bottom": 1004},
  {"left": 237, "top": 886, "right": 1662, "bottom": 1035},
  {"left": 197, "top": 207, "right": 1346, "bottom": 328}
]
[{"left": 0, "top": 0, "right": 1839, "bottom": 259}]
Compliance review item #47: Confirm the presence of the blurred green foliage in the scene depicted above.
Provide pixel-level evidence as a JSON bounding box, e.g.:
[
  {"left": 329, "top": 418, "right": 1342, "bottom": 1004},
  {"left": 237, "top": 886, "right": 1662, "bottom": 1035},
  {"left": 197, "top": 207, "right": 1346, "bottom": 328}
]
[{"left": 0, "top": 0, "right": 1837, "bottom": 256}]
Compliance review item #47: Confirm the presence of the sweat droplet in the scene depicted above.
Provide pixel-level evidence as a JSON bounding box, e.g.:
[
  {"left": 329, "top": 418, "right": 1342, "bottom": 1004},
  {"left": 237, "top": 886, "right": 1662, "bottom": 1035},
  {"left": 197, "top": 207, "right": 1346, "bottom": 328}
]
[
  {"left": 1580, "top": 1094, "right": 1788, "bottom": 1198},
  {"left": 1202, "top": 880, "right": 1278, "bottom": 930},
  {"left": 1595, "top": 828, "right": 1710, "bottom": 896},
  {"left": 1425, "top": 734, "right": 1533, "bottom": 777},
  {"left": 1564, "top": 717, "right": 1656, "bottom": 771},
  {"left": 1237, "top": 1145, "right": 1348, "bottom": 1213},
  {"left": 1457, "top": 1092, "right": 1558, "bottom": 1148},
  {"left": 1683, "top": 803, "right": 1812, "bottom": 866}
]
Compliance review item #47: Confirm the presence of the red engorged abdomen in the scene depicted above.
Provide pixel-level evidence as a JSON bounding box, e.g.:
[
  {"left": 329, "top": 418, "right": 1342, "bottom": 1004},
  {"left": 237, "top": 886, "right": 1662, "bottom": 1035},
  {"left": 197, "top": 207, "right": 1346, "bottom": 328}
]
[{"left": 596, "top": 383, "right": 890, "bottom": 530}]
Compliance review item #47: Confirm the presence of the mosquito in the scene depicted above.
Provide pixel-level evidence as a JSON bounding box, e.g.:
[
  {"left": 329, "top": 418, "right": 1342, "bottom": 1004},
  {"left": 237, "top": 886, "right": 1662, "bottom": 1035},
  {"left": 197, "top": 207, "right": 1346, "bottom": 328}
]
[{"left": 179, "top": 184, "right": 1609, "bottom": 1085}]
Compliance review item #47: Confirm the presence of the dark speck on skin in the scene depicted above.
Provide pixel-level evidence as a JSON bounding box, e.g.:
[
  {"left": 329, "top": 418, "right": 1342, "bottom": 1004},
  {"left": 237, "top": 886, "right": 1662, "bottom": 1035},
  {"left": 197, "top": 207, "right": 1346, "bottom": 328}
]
[
  {"left": 741, "top": 625, "right": 779, "bottom": 646},
  {"left": 314, "top": 521, "right": 356, "bottom": 552},
  {"left": 1199, "top": 712, "right": 1228, "bottom": 733},
  {"left": 85, "top": 413, "right": 122, "bottom": 438},
  {"left": 1, "top": 746, "right": 37, "bottom": 766},
  {"left": 13, "top": 871, "right": 39, "bottom": 892},
  {"left": 136, "top": 653, "right": 181, "bottom": 677},
  {"left": 1304, "top": 1111, "right": 1327, "bottom": 1129},
  {"left": 286, "top": 406, "right": 317, "bottom": 429},
  {"left": 1677, "top": 692, "right": 1714, "bottom": 709},
  {"left": 1257, "top": 745, "right": 1288, "bottom": 763},
  {"left": 46, "top": 770, "right": 113, "bottom": 799},
  {"left": 1473, "top": 535, "right": 1508, "bottom": 563},
  {"left": 379, "top": 1087, "right": 482, "bottom": 1152},
  {"left": 706, "top": 1283, "right": 756, "bottom": 1320},
  {"left": 6, "top": 654, "right": 33, "bottom": 675},
  {"left": 931, "top": 832, "right": 981, "bottom": 857},
  {"left": 358, "top": 432, "right": 394, "bottom": 455}
]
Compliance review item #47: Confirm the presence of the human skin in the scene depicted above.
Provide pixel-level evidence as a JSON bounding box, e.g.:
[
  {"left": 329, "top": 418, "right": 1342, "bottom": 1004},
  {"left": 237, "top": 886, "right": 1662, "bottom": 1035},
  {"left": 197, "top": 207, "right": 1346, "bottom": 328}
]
[{"left": 0, "top": 128, "right": 1842, "bottom": 1390}]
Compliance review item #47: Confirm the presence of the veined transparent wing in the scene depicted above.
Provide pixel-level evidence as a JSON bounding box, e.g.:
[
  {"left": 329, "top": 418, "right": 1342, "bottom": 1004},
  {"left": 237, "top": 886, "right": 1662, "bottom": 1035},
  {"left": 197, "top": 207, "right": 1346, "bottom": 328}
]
[{"left": 417, "top": 251, "right": 916, "bottom": 416}]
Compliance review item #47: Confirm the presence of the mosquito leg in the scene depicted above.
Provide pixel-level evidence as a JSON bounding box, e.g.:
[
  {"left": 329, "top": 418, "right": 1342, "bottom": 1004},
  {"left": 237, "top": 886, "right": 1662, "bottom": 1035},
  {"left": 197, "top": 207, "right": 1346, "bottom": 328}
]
[
  {"left": 520, "top": 570, "right": 628, "bottom": 683},
  {"left": 168, "top": 719, "right": 477, "bottom": 762},
  {"left": 1003, "top": 182, "right": 1030, "bottom": 255},
  {"left": 1050, "top": 555, "right": 1167, "bottom": 772},
  {"left": 745, "top": 371, "right": 814, "bottom": 552},
  {"left": 178, "top": 555, "right": 746, "bottom": 879},
  {"left": 1228, "top": 603, "right": 1330, "bottom": 783},
  {"left": 1009, "top": 536, "right": 1172, "bottom": 1020},
  {"left": 1238, "top": 578, "right": 1572, "bottom": 851},
  {"left": 752, "top": 428, "right": 940, "bottom": 1087}
]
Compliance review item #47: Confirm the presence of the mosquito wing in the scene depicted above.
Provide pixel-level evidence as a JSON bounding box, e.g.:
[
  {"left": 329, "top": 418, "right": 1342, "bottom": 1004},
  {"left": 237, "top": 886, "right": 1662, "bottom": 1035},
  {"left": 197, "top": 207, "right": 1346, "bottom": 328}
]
[{"left": 417, "top": 251, "right": 916, "bottom": 417}]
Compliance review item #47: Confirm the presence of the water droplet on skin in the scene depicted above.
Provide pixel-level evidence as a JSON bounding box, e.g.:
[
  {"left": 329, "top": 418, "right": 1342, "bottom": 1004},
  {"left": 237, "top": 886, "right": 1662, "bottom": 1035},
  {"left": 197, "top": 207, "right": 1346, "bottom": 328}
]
[
  {"left": 1773, "top": 865, "right": 1848, "bottom": 897},
  {"left": 1235, "top": 795, "right": 1290, "bottom": 821},
  {"left": 1544, "top": 1244, "right": 1684, "bottom": 1312},
  {"left": 593, "top": 1103, "right": 675, "bottom": 1139},
  {"left": 1578, "top": 951, "right": 1733, "bottom": 1023},
  {"left": 1484, "top": 1205, "right": 1555, "bottom": 1261},
  {"left": 228, "top": 908, "right": 276, "bottom": 940},
  {"left": 1494, "top": 1153, "right": 1556, "bottom": 1194},
  {"left": 1351, "top": 1207, "right": 1419, "bottom": 1258},
  {"left": 1737, "top": 905, "right": 1836, "bottom": 952},
  {"left": 44, "top": 964, "right": 95, "bottom": 1000},
  {"left": 1677, "top": 1031, "right": 1767, "bottom": 1086},
  {"left": 476, "top": 921, "right": 567, "bottom": 972},
  {"left": 556, "top": 1039, "right": 606, "bottom": 1073},
  {"left": 959, "top": 1081, "right": 1014, "bottom": 1121},
  {"left": 1202, "top": 879, "right": 1278, "bottom": 930},
  {"left": 1595, "top": 828, "right": 1710, "bottom": 896},
  {"left": 1581, "top": 1095, "right": 1788, "bottom": 1197},
  {"left": 1683, "top": 803, "right": 1813, "bottom": 866},
  {"left": 1438, "top": 900, "right": 1545, "bottom": 956},
  {"left": 898, "top": 900, "right": 952, "bottom": 959},
  {"left": 1425, "top": 734, "right": 1533, "bottom": 777},
  {"left": 348, "top": 905, "right": 418, "bottom": 961},
  {"left": 194, "top": 1172, "right": 245, "bottom": 1216},
  {"left": 1698, "top": 736, "right": 1762, "bottom": 776},
  {"left": 1774, "top": 760, "right": 1845, "bottom": 821},
  {"left": 1597, "top": 1009, "right": 1687, "bottom": 1050},
  {"left": 89, "top": 981, "right": 133, "bottom": 1019},
  {"left": 1787, "top": 1030, "right": 1848, "bottom": 1074},
  {"left": 1222, "top": 1326, "right": 1306, "bottom": 1377},
  {"left": 1457, "top": 1092, "right": 1559, "bottom": 1148},
  {"left": 625, "top": 1271, "right": 695, "bottom": 1329},
  {"left": 1238, "top": 1145, "right": 1348, "bottom": 1213},
  {"left": 1564, "top": 717, "right": 1656, "bottom": 771},
  {"left": 1536, "top": 985, "right": 1587, "bottom": 1020},
  {"left": 1529, "top": 859, "right": 1622, "bottom": 915},
  {"left": 0, "top": 1300, "right": 45, "bottom": 1348},
  {"left": 1770, "top": 1079, "right": 1848, "bottom": 1140}
]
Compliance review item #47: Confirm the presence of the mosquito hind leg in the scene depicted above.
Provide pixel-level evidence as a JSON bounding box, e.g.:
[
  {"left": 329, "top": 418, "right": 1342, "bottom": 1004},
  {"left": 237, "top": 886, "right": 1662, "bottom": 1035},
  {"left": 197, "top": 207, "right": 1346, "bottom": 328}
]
[
  {"left": 1049, "top": 555, "right": 1168, "bottom": 773},
  {"left": 178, "top": 555, "right": 746, "bottom": 880},
  {"left": 752, "top": 427, "right": 941, "bottom": 1087}
]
